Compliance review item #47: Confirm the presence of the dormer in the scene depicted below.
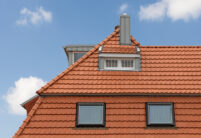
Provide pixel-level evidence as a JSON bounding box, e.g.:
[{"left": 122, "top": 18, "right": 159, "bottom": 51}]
[
  {"left": 98, "top": 14, "right": 141, "bottom": 71},
  {"left": 64, "top": 45, "right": 94, "bottom": 66},
  {"left": 64, "top": 14, "right": 141, "bottom": 71}
]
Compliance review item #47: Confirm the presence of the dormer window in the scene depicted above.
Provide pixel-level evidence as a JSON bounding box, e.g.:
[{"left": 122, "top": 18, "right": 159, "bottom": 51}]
[
  {"left": 122, "top": 59, "right": 134, "bottom": 68},
  {"left": 98, "top": 53, "right": 141, "bottom": 71},
  {"left": 63, "top": 45, "right": 94, "bottom": 66},
  {"left": 73, "top": 52, "right": 85, "bottom": 63},
  {"left": 104, "top": 58, "right": 135, "bottom": 70},
  {"left": 105, "top": 59, "right": 118, "bottom": 68}
]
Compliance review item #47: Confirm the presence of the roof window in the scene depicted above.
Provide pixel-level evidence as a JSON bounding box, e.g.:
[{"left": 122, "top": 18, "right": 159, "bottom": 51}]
[
  {"left": 76, "top": 103, "right": 106, "bottom": 127},
  {"left": 146, "top": 102, "right": 175, "bottom": 127}
]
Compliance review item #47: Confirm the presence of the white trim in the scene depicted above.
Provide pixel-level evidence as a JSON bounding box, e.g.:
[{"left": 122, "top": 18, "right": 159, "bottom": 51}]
[
  {"left": 103, "top": 58, "right": 135, "bottom": 70},
  {"left": 99, "top": 53, "right": 140, "bottom": 58}
]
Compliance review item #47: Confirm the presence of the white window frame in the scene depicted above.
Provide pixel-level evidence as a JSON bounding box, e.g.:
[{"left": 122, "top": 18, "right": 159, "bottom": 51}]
[{"left": 103, "top": 58, "right": 135, "bottom": 70}]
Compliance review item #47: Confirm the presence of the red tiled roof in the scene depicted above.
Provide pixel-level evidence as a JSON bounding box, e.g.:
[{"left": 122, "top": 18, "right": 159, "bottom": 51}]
[
  {"left": 36, "top": 27, "right": 201, "bottom": 95},
  {"left": 23, "top": 96, "right": 39, "bottom": 114},
  {"left": 14, "top": 96, "right": 201, "bottom": 137},
  {"left": 14, "top": 26, "right": 201, "bottom": 137}
]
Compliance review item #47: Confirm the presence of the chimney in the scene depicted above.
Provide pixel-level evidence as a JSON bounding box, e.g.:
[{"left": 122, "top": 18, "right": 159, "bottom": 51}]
[{"left": 120, "top": 14, "right": 131, "bottom": 45}]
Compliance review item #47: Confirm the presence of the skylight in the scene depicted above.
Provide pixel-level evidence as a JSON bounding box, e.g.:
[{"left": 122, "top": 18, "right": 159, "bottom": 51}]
[{"left": 76, "top": 103, "right": 105, "bottom": 127}]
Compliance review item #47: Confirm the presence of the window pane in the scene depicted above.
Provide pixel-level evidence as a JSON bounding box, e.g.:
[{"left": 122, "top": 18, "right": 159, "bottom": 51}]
[
  {"left": 148, "top": 105, "right": 173, "bottom": 125},
  {"left": 74, "top": 53, "right": 85, "bottom": 62},
  {"left": 106, "top": 60, "right": 117, "bottom": 67},
  {"left": 78, "top": 105, "right": 103, "bottom": 125},
  {"left": 121, "top": 60, "right": 134, "bottom": 67}
]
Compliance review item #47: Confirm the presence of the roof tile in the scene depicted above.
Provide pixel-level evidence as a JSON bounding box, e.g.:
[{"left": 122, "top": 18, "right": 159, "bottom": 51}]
[
  {"left": 15, "top": 26, "right": 201, "bottom": 137},
  {"left": 35, "top": 27, "right": 201, "bottom": 95},
  {"left": 14, "top": 96, "right": 201, "bottom": 137}
]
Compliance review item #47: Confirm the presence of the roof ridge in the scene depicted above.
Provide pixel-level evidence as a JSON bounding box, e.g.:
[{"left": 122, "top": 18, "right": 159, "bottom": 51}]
[
  {"left": 13, "top": 97, "right": 43, "bottom": 138},
  {"left": 130, "top": 35, "right": 140, "bottom": 46},
  {"left": 37, "top": 28, "right": 120, "bottom": 94}
]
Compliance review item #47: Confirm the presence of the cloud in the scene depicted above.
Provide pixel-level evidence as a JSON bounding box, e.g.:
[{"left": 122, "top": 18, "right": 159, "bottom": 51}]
[
  {"left": 139, "top": 0, "right": 201, "bottom": 21},
  {"left": 3, "top": 76, "right": 46, "bottom": 115},
  {"left": 16, "top": 18, "right": 27, "bottom": 25},
  {"left": 119, "top": 3, "right": 128, "bottom": 14},
  {"left": 139, "top": 0, "right": 167, "bottom": 21},
  {"left": 16, "top": 6, "right": 52, "bottom": 25}
]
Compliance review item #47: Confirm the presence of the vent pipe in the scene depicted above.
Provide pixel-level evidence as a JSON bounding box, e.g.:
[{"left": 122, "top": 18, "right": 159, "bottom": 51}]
[{"left": 120, "top": 14, "right": 131, "bottom": 45}]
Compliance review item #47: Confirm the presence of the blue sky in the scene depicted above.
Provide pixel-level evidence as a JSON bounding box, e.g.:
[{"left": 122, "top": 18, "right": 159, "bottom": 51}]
[{"left": 1, "top": 0, "right": 201, "bottom": 137}]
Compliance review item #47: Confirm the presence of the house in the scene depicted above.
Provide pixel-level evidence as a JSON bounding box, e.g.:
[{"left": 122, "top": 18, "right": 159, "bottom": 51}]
[{"left": 14, "top": 15, "right": 201, "bottom": 138}]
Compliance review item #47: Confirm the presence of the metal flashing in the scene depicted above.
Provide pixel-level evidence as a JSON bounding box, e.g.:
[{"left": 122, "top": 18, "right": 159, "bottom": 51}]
[
  {"left": 40, "top": 93, "right": 201, "bottom": 97},
  {"left": 98, "top": 45, "right": 104, "bottom": 52},
  {"left": 135, "top": 46, "right": 141, "bottom": 71},
  {"left": 136, "top": 46, "right": 140, "bottom": 53},
  {"left": 21, "top": 95, "right": 38, "bottom": 108},
  {"left": 98, "top": 45, "right": 104, "bottom": 70},
  {"left": 63, "top": 45, "right": 94, "bottom": 52}
]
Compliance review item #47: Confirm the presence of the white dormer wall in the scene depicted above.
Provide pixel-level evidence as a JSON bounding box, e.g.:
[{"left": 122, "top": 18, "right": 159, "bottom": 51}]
[{"left": 98, "top": 51, "right": 141, "bottom": 71}]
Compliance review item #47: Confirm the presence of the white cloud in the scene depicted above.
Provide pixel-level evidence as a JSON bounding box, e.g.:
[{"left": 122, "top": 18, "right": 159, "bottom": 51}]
[
  {"left": 16, "top": 18, "right": 27, "bottom": 25},
  {"left": 139, "top": 0, "right": 201, "bottom": 21},
  {"left": 16, "top": 6, "right": 52, "bottom": 25},
  {"left": 119, "top": 3, "right": 128, "bottom": 14},
  {"left": 139, "top": 0, "right": 167, "bottom": 21},
  {"left": 3, "top": 76, "right": 46, "bottom": 115}
]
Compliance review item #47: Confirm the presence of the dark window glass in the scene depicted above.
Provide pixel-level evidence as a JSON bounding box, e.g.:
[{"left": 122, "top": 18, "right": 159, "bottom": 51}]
[
  {"left": 76, "top": 103, "right": 105, "bottom": 127},
  {"left": 146, "top": 103, "right": 175, "bottom": 126},
  {"left": 106, "top": 60, "right": 118, "bottom": 67},
  {"left": 74, "top": 52, "right": 85, "bottom": 62},
  {"left": 121, "top": 59, "right": 134, "bottom": 67}
]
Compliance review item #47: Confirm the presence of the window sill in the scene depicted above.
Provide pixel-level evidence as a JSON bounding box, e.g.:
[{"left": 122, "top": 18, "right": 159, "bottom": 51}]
[{"left": 73, "top": 127, "right": 108, "bottom": 130}]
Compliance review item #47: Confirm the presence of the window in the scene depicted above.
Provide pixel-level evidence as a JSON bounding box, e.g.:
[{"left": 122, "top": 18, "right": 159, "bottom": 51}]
[
  {"left": 106, "top": 59, "right": 118, "bottom": 68},
  {"left": 98, "top": 53, "right": 141, "bottom": 71},
  {"left": 76, "top": 103, "right": 105, "bottom": 127},
  {"left": 146, "top": 102, "right": 175, "bottom": 127},
  {"left": 121, "top": 59, "right": 134, "bottom": 67},
  {"left": 104, "top": 58, "right": 135, "bottom": 70},
  {"left": 73, "top": 52, "right": 85, "bottom": 62}
]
